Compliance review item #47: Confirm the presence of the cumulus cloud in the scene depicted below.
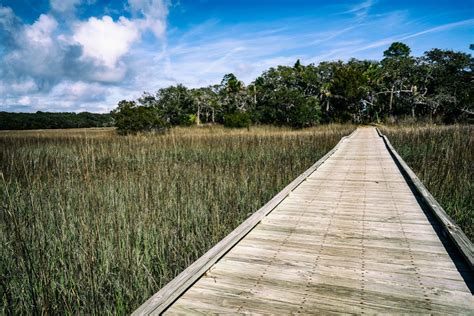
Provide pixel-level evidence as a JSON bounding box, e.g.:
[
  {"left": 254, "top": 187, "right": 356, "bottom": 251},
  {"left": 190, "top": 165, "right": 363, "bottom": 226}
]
[
  {"left": 0, "top": 7, "right": 149, "bottom": 112},
  {"left": 2, "top": 14, "right": 64, "bottom": 85},
  {"left": 0, "top": 0, "right": 174, "bottom": 113},
  {"left": 1, "top": 12, "right": 109, "bottom": 96},
  {"left": 73, "top": 16, "right": 140, "bottom": 68},
  {"left": 24, "top": 14, "right": 58, "bottom": 48}
]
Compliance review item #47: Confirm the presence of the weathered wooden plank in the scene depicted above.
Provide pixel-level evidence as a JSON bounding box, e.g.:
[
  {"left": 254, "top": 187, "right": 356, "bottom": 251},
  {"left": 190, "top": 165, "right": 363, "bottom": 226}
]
[
  {"left": 224, "top": 246, "right": 468, "bottom": 284},
  {"left": 135, "top": 127, "right": 473, "bottom": 315},
  {"left": 132, "top": 130, "right": 357, "bottom": 315},
  {"left": 172, "top": 270, "right": 472, "bottom": 314},
  {"left": 204, "top": 260, "right": 471, "bottom": 302}
]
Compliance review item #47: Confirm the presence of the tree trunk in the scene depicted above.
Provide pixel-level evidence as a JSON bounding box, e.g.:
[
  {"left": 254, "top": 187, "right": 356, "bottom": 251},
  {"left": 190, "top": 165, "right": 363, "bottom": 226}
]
[
  {"left": 253, "top": 85, "right": 257, "bottom": 105},
  {"left": 196, "top": 103, "right": 201, "bottom": 126},
  {"left": 389, "top": 85, "right": 394, "bottom": 111}
]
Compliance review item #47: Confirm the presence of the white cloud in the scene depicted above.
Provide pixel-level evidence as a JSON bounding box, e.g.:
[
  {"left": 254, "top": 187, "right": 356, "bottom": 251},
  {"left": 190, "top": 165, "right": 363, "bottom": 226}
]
[
  {"left": 2, "top": 14, "right": 64, "bottom": 79},
  {"left": 50, "top": 0, "right": 81, "bottom": 13},
  {"left": 73, "top": 16, "right": 140, "bottom": 68},
  {"left": 128, "top": 0, "right": 168, "bottom": 38},
  {"left": 0, "top": 5, "right": 18, "bottom": 35},
  {"left": 399, "top": 18, "right": 474, "bottom": 41},
  {"left": 0, "top": 79, "right": 38, "bottom": 95},
  {"left": 24, "top": 14, "right": 58, "bottom": 47},
  {"left": 17, "top": 96, "right": 31, "bottom": 105},
  {"left": 50, "top": 81, "right": 109, "bottom": 102},
  {"left": 0, "top": 4, "right": 157, "bottom": 113}
]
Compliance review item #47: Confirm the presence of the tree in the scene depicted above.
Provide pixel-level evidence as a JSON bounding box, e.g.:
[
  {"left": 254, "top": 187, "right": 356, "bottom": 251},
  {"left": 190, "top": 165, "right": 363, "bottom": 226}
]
[
  {"left": 190, "top": 87, "right": 219, "bottom": 125},
  {"left": 253, "top": 64, "right": 321, "bottom": 127},
  {"left": 108, "top": 43, "right": 472, "bottom": 129},
  {"left": 380, "top": 42, "right": 415, "bottom": 115},
  {"left": 208, "top": 84, "right": 222, "bottom": 123},
  {"left": 219, "top": 73, "right": 251, "bottom": 117},
  {"left": 421, "top": 49, "right": 472, "bottom": 121},
  {"left": 329, "top": 59, "right": 371, "bottom": 122},
  {"left": 383, "top": 42, "right": 411, "bottom": 59},
  {"left": 294, "top": 59, "right": 302, "bottom": 70},
  {"left": 111, "top": 100, "right": 167, "bottom": 135},
  {"left": 0, "top": 111, "right": 113, "bottom": 130},
  {"left": 155, "top": 85, "right": 194, "bottom": 125}
]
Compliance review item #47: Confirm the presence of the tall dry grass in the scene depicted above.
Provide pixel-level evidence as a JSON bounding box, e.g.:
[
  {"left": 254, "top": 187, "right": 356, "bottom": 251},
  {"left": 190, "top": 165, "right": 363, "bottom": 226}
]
[
  {"left": 381, "top": 125, "right": 473, "bottom": 241},
  {"left": 0, "top": 125, "right": 354, "bottom": 314}
]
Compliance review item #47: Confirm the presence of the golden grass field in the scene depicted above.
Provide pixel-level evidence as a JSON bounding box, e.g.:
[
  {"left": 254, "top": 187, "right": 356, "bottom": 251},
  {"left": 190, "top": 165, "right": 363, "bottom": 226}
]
[{"left": 0, "top": 125, "right": 354, "bottom": 314}]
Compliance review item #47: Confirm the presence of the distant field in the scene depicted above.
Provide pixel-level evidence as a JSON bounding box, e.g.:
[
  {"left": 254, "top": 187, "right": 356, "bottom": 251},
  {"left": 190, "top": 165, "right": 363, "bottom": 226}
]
[
  {"left": 0, "top": 125, "right": 354, "bottom": 314},
  {"left": 381, "top": 125, "right": 473, "bottom": 241}
]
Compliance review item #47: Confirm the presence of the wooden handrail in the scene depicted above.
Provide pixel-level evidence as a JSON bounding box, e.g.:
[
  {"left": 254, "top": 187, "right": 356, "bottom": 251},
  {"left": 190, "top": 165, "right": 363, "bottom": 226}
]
[{"left": 376, "top": 128, "right": 473, "bottom": 270}]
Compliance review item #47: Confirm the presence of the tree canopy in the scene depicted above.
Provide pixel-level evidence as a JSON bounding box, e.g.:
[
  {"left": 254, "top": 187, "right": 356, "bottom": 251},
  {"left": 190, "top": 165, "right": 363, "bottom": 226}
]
[
  {"left": 0, "top": 111, "right": 113, "bottom": 130},
  {"left": 112, "top": 42, "right": 473, "bottom": 133}
]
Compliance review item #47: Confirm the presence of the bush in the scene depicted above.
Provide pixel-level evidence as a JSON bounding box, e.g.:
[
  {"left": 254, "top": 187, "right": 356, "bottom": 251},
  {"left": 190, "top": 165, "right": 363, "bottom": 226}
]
[
  {"left": 179, "top": 114, "right": 197, "bottom": 126},
  {"left": 111, "top": 100, "right": 168, "bottom": 135},
  {"left": 223, "top": 111, "right": 252, "bottom": 128}
]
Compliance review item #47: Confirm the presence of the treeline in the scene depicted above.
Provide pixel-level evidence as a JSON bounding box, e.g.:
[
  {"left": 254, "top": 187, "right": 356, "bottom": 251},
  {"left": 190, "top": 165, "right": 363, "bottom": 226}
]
[
  {"left": 0, "top": 111, "right": 113, "bottom": 130},
  {"left": 113, "top": 42, "right": 473, "bottom": 133}
]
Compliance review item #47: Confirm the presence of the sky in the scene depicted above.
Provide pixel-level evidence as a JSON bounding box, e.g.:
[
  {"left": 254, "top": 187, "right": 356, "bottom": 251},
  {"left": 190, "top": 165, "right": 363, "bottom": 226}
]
[{"left": 0, "top": 0, "right": 473, "bottom": 113}]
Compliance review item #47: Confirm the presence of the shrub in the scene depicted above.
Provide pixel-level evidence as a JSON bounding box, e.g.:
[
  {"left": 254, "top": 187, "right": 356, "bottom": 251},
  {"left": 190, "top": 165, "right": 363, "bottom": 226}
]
[
  {"left": 223, "top": 111, "right": 251, "bottom": 128},
  {"left": 179, "top": 114, "right": 197, "bottom": 126},
  {"left": 111, "top": 100, "right": 168, "bottom": 135}
]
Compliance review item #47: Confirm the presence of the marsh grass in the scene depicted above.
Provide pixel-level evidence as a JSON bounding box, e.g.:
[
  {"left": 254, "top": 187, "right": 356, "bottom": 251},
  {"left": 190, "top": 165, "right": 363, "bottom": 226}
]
[
  {"left": 381, "top": 125, "right": 473, "bottom": 241},
  {"left": 0, "top": 125, "right": 353, "bottom": 314}
]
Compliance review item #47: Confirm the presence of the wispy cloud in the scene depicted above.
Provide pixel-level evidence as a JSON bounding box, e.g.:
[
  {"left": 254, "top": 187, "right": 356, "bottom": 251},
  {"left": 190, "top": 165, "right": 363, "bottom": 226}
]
[
  {"left": 343, "top": 18, "right": 474, "bottom": 57},
  {"left": 399, "top": 18, "right": 474, "bottom": 40},
  {"left": 343, "top": 0, "right": 376, "bottom": 19}
]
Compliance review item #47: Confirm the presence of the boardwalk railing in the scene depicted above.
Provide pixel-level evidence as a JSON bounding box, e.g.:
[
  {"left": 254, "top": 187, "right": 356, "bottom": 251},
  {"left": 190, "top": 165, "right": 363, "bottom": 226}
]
[
  {"left": 376, "top": 128, "right": 473, "bottom": 270},
  {"left": 133, "top": 130, "right": 357, "bottom": 315}
]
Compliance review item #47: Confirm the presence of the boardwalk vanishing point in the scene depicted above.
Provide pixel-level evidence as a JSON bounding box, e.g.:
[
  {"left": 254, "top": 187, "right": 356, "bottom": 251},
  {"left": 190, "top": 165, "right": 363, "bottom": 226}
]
[{"left": 135, "top": 127, "right": 473, "bottom": 315}]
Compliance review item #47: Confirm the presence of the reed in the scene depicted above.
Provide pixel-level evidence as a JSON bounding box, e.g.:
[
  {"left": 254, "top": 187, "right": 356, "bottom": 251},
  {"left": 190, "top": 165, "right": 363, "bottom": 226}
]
[{"left": 0, "top": 124, "right": 353, "bottom": 314}]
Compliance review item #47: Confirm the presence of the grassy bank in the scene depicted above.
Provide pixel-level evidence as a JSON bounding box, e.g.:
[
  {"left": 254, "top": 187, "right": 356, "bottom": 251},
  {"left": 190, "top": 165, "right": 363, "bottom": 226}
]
[
  {"left": 381, "top": 125, "right": 473, "bottom": 241},
  {"left": 0, "top": 125, "right": 354, "bottom": 314}
]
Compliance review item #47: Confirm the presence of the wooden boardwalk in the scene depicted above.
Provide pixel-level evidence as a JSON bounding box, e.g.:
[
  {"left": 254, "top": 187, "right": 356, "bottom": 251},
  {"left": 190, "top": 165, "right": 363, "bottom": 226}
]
[{"left": 135, "top": 127, "right": 473, "bottom": 315}]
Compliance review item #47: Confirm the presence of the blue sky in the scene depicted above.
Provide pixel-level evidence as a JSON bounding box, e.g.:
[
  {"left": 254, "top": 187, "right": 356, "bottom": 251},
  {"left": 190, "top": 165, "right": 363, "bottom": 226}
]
[{"left": 0, "top": 0, "right": 472, "bottom": 113}]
